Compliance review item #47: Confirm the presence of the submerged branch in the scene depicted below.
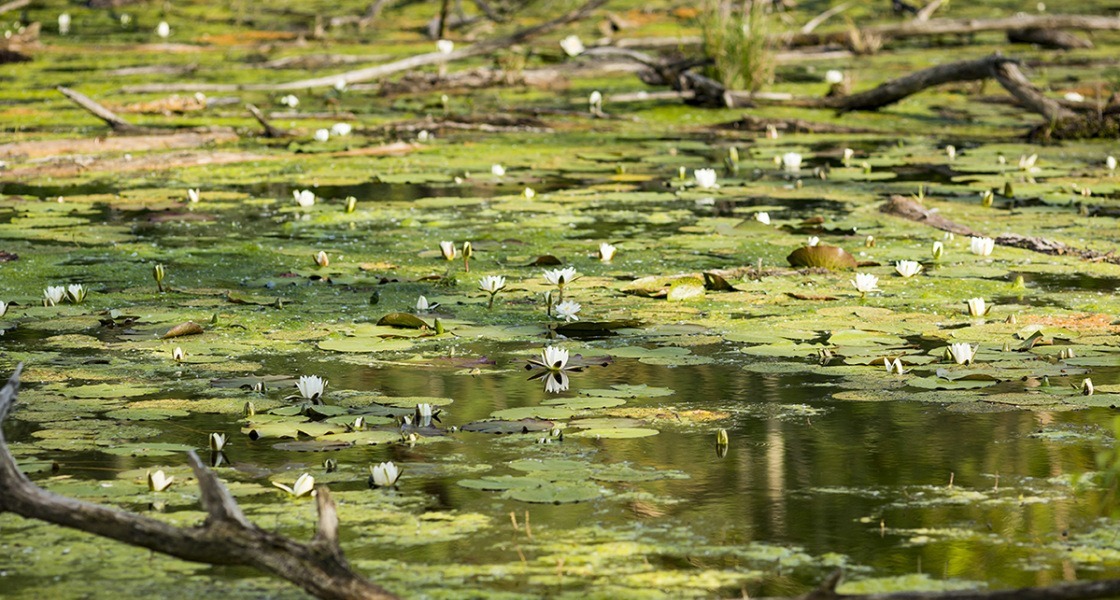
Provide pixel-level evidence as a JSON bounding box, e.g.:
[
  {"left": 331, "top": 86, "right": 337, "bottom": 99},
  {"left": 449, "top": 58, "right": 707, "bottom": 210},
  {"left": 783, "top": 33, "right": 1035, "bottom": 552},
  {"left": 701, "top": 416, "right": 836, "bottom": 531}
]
[{"left": 881, "top": 196, "right": 1120, "bottom": 264}]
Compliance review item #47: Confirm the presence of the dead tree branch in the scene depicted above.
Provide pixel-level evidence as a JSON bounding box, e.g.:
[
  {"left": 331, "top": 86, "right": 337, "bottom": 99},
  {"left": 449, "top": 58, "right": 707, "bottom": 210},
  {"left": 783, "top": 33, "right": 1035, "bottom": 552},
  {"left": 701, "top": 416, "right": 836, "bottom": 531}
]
[
  {"left": 880, "top": 196, "right": 1120, "bottom": 264},
  {"left": 785, "top": 14, "right": 1120, "bottom": 48},
  {"left": 828, "top": 55, "right": 1011, "bottom": 112},
  {"left": 246, "top": 103, "right": 289, "bottom": 138},
  {"left": 58, "top": 86, "right": 148, "bottom": 134},
  {"left": 0, "top": 365, "right": 397, "bottom": 600}
]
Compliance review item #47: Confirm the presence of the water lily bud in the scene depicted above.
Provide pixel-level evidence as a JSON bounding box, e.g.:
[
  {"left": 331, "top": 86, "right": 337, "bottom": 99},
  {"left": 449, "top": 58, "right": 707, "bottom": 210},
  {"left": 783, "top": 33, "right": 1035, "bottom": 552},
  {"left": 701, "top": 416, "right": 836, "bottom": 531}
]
[
  {"left": 861, "top": 161, "right": 871, "bottom": 174},
  {"left": 716, "top": 428, "right": 729, "bottom": 446},
  {"left": 323, "top": 458, "right": 337, "bottom": 473},
  {"left": 147, "top": 469, "right": 174, "bottom": 492},
  {"left": 945, "top": 145, "right": 956, "bottom": 161},
  {"left": 931, "top": 241, "right": 944, "bottom": 260},
  {"left": 842, "top": 148, "right": 854, "bottom": 166},
  {"left": 1002, "top": 181, "right": 1014, "bottom": 198},
  {"left": 980, "top": 189, "right": 994, "bottom": 207},
  {"left": 1011, "top": 275, "right": 1026, "bottom": 289},
  {"left": 345, "top": 196, "right": 357, "bottom": 213},
  {"left": 462, "top": 241, "right": 473, "bottom": 259},
  {"left": 173, "top": 346, "right": 184, "bottom": 362},
  {"left": 1081, "top": 378, "right": 1094, "bottom": 396},
  {"left": 209, "top": 433, "right": 226, "bottom": 452},
  {"left": 865, "top": 235, "right": 875, "bottom": 248},
  {"left": 766, "top": 124, "right": 778, "bottom": 139},
  {"left": 728, "top": 146, "right": 739, "bottom": 164},
  {"left": 1107, "top": 155, "right": 1117, "bottom": 171},
  {"left": 314, "top": 251, "right": 329, "bottom": 267},
  {"left": 244, "top": 401, "right": 255, "bottom": 417}
]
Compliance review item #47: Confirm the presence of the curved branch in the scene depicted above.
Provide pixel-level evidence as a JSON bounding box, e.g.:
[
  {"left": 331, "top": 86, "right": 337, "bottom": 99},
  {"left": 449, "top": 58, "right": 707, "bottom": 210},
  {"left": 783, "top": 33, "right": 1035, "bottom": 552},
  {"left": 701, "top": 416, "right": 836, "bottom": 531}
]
[{"left": 0, "top": 365, "right": 397, "bottom": 600}]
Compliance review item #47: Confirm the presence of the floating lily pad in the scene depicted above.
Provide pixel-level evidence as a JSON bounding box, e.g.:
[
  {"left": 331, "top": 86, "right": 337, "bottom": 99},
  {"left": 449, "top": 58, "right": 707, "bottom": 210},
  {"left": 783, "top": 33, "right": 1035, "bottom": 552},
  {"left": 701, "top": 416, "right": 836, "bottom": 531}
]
[{"left": 502, "top": 481, "right": 603, "bottom": 504}]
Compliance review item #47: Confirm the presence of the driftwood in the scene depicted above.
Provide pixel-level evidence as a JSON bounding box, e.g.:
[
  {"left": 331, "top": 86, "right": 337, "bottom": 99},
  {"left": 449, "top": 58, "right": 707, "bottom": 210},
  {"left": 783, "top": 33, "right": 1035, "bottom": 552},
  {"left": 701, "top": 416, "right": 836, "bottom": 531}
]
[
  {"left": 785, "top": 14, "right": 1120, "bottom": 49},
  {"left": 0, "top": 131, "right": 239, "bottom": 160},
  {"left": 0, "top": 0, "right": 29, "bottom": 15},
  {"left": 58, "top": 86, "right": 148, "bottom": 134},
  {"left": 1007, "top": 28, "right": 1092, "bottom": 50},
  {"left": 880, "top": 196, "right": 1119, "bottom": 265},
  {"left": 0, "top": 365, "right": 397, "bottom": 600},
  {"left": 715, "top": 114, "right": 877, "bottom": 135},
  {"left": 246, "top": 103, "right": 289, "bottom": 138}
]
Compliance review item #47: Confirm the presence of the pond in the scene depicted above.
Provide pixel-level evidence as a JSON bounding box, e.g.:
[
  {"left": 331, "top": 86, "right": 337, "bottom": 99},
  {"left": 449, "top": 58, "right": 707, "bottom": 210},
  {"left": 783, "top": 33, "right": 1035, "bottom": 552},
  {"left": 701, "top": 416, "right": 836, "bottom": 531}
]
[{"left": 2, "top": 1, "right": 1120, "bottom": 598}]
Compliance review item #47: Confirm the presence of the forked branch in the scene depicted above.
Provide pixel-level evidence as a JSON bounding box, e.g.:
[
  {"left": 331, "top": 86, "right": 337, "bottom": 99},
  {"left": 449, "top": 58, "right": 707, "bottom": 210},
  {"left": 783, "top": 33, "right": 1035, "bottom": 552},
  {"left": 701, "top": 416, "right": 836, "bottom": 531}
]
[{"left": 0, "top": 365, "right": 397, "bottom": 600}]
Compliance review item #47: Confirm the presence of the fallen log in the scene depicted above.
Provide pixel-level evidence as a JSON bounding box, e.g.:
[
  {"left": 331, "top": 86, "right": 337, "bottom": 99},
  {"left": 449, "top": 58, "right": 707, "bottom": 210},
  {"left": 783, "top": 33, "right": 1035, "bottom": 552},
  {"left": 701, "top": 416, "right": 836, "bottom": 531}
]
[
  {"left": 785, "top": 14, "right": 1120, "bottom": 49},
  {"left": 0, "top": 366, "right": 397, "bottom": 600},
  {"left": 1007, "top": 28, "right": 1092, "bottom": 50},
  {"left": 880, "top": 195, "right": 1120, "bottom": 265},
  {"left": 0, "top": 130, "right": 239, "bottom": 160}
]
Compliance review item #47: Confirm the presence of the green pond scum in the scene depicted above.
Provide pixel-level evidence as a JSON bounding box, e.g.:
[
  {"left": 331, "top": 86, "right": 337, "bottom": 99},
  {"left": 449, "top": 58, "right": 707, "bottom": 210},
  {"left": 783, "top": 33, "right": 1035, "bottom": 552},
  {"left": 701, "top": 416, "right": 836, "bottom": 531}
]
[{"left": 1, "top": 0, "right": 1120, "bottom": 598}]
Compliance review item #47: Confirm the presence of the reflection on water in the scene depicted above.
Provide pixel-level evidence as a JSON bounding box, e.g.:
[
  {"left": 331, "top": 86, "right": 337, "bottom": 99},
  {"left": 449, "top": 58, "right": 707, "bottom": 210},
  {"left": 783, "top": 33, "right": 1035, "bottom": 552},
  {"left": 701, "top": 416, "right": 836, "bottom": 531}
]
[{"left": 6, "top": 347, "right": 1113, "bottom": 597}]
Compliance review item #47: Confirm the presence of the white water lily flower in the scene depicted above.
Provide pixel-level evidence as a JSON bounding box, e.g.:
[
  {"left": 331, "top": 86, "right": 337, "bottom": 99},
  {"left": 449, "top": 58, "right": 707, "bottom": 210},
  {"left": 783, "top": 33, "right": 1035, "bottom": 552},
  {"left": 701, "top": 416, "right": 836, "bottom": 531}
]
[
  {"left": 932, "top": 241, "right": 945, "bottom": 260},
  {"left": 439, "top": 240, "right": 457, "bottom": 260},
  {"left": 589, "top": 90, "right": 602, "bottom": 114},
  {"left": 1064, "top": 91, "right": 1085, "bottom": 102},
  {"left": 825, "top": 69, "right": 844, "bottom": 84},
  {"left": 416, "top": 295, "right": 431, "bottom": 311},
  {"left": 966, "top": 298, "right": 989, "bottom": 317},
  {"left": 280, "top": 94, "right": 300, "bottom": 108},
  {"left": 416, "top": 403, "right": 433, "bottom": 419},
  {"left": 781, "top": 152, "right": 802, "bottom": 172},
  {"left": 947, "top": 342, "right": 977, "bottom": 365},
  {"left": 535, "top": 346, "right": 570, "bottom": 371},
  {"left": 478, "top": 275, "right": 507, "bottom": 294},
  {"left": 1018, "top": 153, "right": 1038, "bottom": 170},
  {"left": 555, "top": 300, "right": 581, "bottom": 322},
  {"left": 559, "top": 34, "right": 585, "bottom": 57},
  {"left": 314, "top": 129, "right": 330, "bottom": 143},
  {"left": 523, "top": 187, "right": 535, "bottom": 199},
  {"left": 369, "top": 462, "right": 401, "bottom": 487},
  {"left": 436, "top": 39, "right": 454, "bottom": 54},
  {"left": 1107, "top": 156, "right": 1116, "bottom": 171},
  {"left": 851, "top": 273, "right": 879, "bottom": 295},
  {"left": 333, "top": 79, "right": 347, "bottom": 92},
  {"left": 44, "top": 286, "right": 66, "bottom": 306},
  {"left": 293, "top": 189, "right": 315, "bottom": 207},
  {"left": 969, "top": 236, "right": 995, "bottom": 257},
  {"left": 209, "top": 433, "right": 226, "bottom": 452},
  {"left": 807, "top": 236, "right": 820, "bottom": 247},
  {"left": 172, "top": 346, "right": 184, "bottom": 362},
  {"left": 66, "top": 284, "right": 87, "bottom": 303},
  {"left": 598, "top": 242, "right": 617, "bottom": 262},
  {"left": 330, "top": 122, "right": 352, "bottom": 137},
  {"left": 544, "top": 371, "right": 570, "bottom": 394},
  {"left": 187, "top": 188, "right": 200, "bottom": 203},
  {"left": 491, "top": 164, "right": 505, "bottom": 177},
  {"left": 273, "top": 473, "right": 315, "bottom": 497},
  {"left": 147, "top": 469, "right": 174, "bottom": 492},
  {"left": 156, "top": 21, "right": 170, "bottom": 38},
  {"left": 417, "top": 130, "right": 430, "bottom": 142},
  {"left": 755, "top": 212, "right": 771, "bottom": 225},
  {"left": 945, "top": 145, "right": 956, "bottom": 161},
  {"left": 296, "top": 375, "right": 327, "bottom": 401},
  {"left": 58, "top": 13, "right": 71, "bottom": 35},
  {"left": 766, "top": 124, "right": 779, "bottom": 139},
  {"left": 885, "top": 357, "right": 905, "bottom": 375},
  {"left": 693, "top": 168, "right": 718, "bottom": 190},
  {"left": 842, "top": 147, "right": 854, "bottom": 166},
  {"left": 314, "top": 251, "right": 329, "bottom": 267},
  {"left": 543, "top": 267, "right": 577, "bottom": 287},
  {"left": 0, "top": 301, "right": 7, "bottom": 317},
  {"left": 895, "top": 260, "right": 922, "bottom": 278}
]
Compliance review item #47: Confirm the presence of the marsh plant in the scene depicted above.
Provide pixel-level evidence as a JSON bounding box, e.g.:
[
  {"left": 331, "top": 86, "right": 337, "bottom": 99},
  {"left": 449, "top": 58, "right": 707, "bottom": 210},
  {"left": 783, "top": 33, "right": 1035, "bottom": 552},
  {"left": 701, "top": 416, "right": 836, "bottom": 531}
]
[
  {"left": 479, "top": 275, "right": 506, "bottom": 309},
  {"left": 699, "top": 0, "right": 775, "bottom": 93}
]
